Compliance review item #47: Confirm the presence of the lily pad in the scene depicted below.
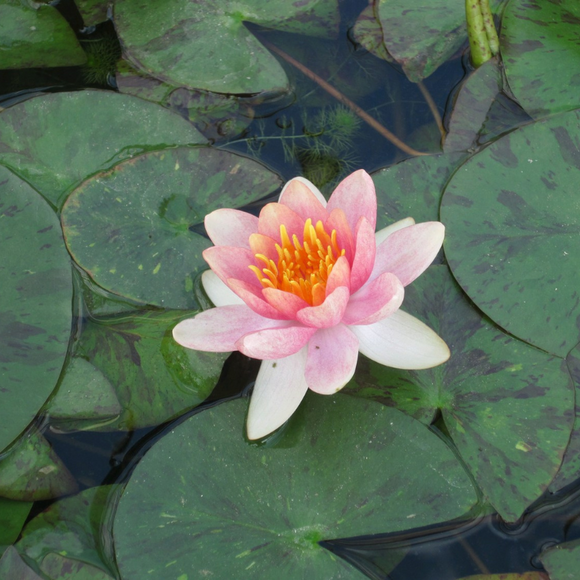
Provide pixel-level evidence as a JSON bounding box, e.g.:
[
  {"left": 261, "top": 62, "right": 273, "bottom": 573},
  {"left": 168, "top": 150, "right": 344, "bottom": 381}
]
[
  {"left": 346, "top": 266, "right": 574, "bottom": 522},
  {"left": 61, "top": 146, "right": 281, "bottom": 309},
  {"left": 46, "top": 358, "right": 122, "bottom": 432},
  {"left": 0, "top": 90, "right": 205, "bottom": 209},
  {"left": 17, "top": 486, "right": 118, "bottom": 579},
  {"left": 0, "top": 1, "right": 86, "bottom": 69},
  {"left": 76, "top": 0, "right": 110, "bottom": 27},
  {"left": 0, "top": 166, "right": 72, "bottom": 454},
  {"left": 440, "top": 108, "right": 580, "bottom": 357},
  {"left": 458, "top": 574, "right": 548, "bottom": 580},
  {"left": 74, "top": 311, "right": 227, "bottom": 431},
  {"left": 0, "top": 430, "right": 77, "bottom": 501},
  {"left": 113, "top": 394, "right": 478, "bottom": 579},
  {"left": 501, "top": 0, "right": 580, "bottom": 118},
  {"left": 0, "top": 547, "right": 42, "bottom": 580},
  {"left": 352, "top": 2, "right": 392, "bottom": 62},
  {"left": 0, "top": 498, "right": 32, "bottom": 549},
  {"left": 114, "top": 0, "right": 340, "bottom": 94},
  {"left": 540, "top": 538, "right": 580, "bottom": 580}
]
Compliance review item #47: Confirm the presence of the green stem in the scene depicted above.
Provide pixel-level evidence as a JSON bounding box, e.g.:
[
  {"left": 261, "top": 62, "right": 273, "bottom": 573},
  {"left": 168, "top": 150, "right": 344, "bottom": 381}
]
[
  {"left": 479, "top": 0, "right": 500, "bottom": 55},
  {"left": 466, "top": 0, "right": 492, "bottom": 67}
]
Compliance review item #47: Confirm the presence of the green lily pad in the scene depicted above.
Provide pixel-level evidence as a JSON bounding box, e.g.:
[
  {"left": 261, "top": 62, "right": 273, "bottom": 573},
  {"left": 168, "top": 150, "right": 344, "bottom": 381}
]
[
  {"left": 113, "top": 395, "right": 478, "bottom": 579},
  {"left": 0, "top": 166, "right": 72, "bottom": 454},
  {"left": 346, "top": 266, "right": 574, "bottom": 522},
  {"left": 376, "top": 0, "right": 502, "bottom": 82},
  {"left": 458, "top": 574, "right": 549, "bottom": 580},
  {"left": 76, "top": 0, "right": 110, "bottom": 27},
  {"left": 501, "top": 0, "right": 580, "bottom": 118},
  {"left": 440, "top": 108, "right": 580, "bottom": 357},
  {"left": 61, "top": 146, "right": 281, "bottom": 309},
  {"left": 17, "top": 486, "right": 118, "bottom": 579},
  {"left": 46, "top": 358, "right": 122, "bottom": 432},
  {"left": 114, "top": 0, "right": 340, "bottom": 94},
  {"left": 0, "top": 1, "right": 86, "bottom": 69},
  {"left": 352, "top": 2, "right": 392, "bottom": 62},
  {"left": 0, "top": 90, "right": 205, "bottom": 209},
  {"left": 444, "top": 58, "right": 502, "bottom": 153},
  {"left": 74, "top": 311, "right": 226, "bottom": 431},
  {"left": 540, "top": 538, "right": 580, "bottom": 580},
  {"left": 0, "top": 547, "right": 42, "bottom": 580},
  {"left": 0, "top": 430, "right": 77, "bottom": 501},
  {"left": 372, "top": 152, "right": 465, "bottom": 228},
  {"left": 0, "top": 498, "right": 32, "bottom": 549}
]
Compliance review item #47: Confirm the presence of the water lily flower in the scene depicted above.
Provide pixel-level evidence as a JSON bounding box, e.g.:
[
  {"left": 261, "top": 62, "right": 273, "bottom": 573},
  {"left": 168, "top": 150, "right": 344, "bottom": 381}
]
[{"left": 173, "top": 170, "right": 449, "bottom": 439}]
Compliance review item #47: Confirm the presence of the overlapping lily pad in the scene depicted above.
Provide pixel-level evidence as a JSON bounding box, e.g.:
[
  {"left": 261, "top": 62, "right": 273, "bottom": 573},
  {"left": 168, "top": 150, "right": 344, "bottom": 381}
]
[
  {"left": 0, "top": 166, "right": 73, "bottom": 454},
  {"left": 114, "top": 0, "right": 340, "bottom": 94},
  {"left": 346, "top": 266, "right": 574, "bottom": 521},
  {"left": 61, "top": 146, "right": 281, "bottom": 309},
  {"left": 441, "top": 108, "right": 580, "bottom": 358},
  {"left": 76, "top": 0, "right": 110, "bottom": 27},
  {"left": 0, "top": 498, "right": 32, "bottom": 549},
  {"left": 501, "top": 0, "right": 580, "bottom": 118},
  {"left": 74, "top": 311, "right": 227, "bottom": 431},
  {"left": 540, "top": 538, "right": 580, "bottom": 580},
  {"left": 113, "top": 395, "right": 478, "bottom": 579},
  {"left": 0, "top": 1, "right": 86, "bottom": 69},
  {"left": 0, "top": 90, "right": 205, "bottom": 209},
  {"left": 0, "top": 547, "right": 42, "bottom": 580},
  {"left": 458, "top": 574, "right": 548, "bottom": 580}
]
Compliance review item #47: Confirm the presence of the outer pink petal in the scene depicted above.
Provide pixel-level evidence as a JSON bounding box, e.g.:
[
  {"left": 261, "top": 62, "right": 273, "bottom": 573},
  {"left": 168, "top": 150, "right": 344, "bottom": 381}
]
[
  {"left": 237, "top": 325, "right": 316, "bottom": 359},
  {"left": 375, "top": 217, "right": 415, "bottom": 245},
  {"left": 203, "top": 246, "right": 260, "bottom": 289},
  {"left": 173, "top": 305, "right": 288, "bottom": 352},
  {"left": 326, "top": 169, "right": 377, "bottom": 232},
  {"left": 263, "top": 287, "right": 309, "bottom": 318},
  {"left": 342, "top": 272, "right": 404, "bottom": 326},
  {"left": 227, "top": 279, "right": 287, "bottom": 320},
  {"left": 370, "top": 222, "right": 445, "bottom": 286},
  {"left": 326, "top": 255, "right": 350, "bottom": 296},
  {"left": 305, "top": 325, "right": 359, "bottom": 394},
  {"left": 258, "top": 202, "right": 305, "bottom": 243},
  {"left": 278, "top": 178, "right": 328, "bottom": 224},
  {"left": 204, "top": 209, "right": 258, "bottom": 248},
  {"left": 349, "top": 217, "right": 376, "bottom": 293},
  {"left": 296, "top": 286, "right": 350, "bottom": 328},
  {"left": 248, "top": 233, "right": 278, "bottom": 262},
  {"left": 326, "top": 208, "right": 354, "bottom": 263},
  {"left": 246, "top": 348, "right": 308, "bottom": 440}
]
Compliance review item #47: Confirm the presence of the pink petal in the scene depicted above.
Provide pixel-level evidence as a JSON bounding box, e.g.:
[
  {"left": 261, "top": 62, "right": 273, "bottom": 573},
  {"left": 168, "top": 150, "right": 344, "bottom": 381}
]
[
  {"left": 370, "top": 222, "right": 445, "bottom": 287},
  {"left": 326, "top": 255, "right": 350, "bottom": 295},
  {"left": 201, "top": 270, "right": 244, "bottom": 306},
  {"left": 305, "top": 325, "right": 359, "bottom": 394},
  {"left": 375, "top": 217, "right": 415, "bottom": 245},
  {"left": 258, "top": 202, "right": 305, "bottom": 243},
  {"left": 204, "top": 209, "right": 258, "bottom": 249},
  {"left": 237, "top": 325, "right": 316, "bottom": 359},
  {"left": 173, "top": 305, "right": 288, "bottom": 352},
  {"left": 325, "top": 208, "right": 354, "bottom": 263},
  {"left": 326, "top": 169, "right": 377, "bottom": 232},
  {"left": 246, "top": 348, "right": 309, "bottom": 440},
  {"left": 203, "top": 246, "right": 261, "bottom": 289},
  {"left": 227, "top": 279, "right": 287, "bottom": 320},
  {"left": 263, "top": 287, "right": 309, "bottom": 318},
  {"left": 248, "top": 233, "right": 278, "bottom": 262},
  {"left": 278, "top": 177, "right": 328, "bottom": 224},
  {"left": 296, "top": 286, "right": 350, "bottom": 328},
  {"left": 349, "top": 217, "right": 376, "bottom": 293},
  {"left": 351, "top": 309, "right": 450, "bottom": 369},
  {"left": 343, "top": 272, "right": 404, "bottom": 326}
]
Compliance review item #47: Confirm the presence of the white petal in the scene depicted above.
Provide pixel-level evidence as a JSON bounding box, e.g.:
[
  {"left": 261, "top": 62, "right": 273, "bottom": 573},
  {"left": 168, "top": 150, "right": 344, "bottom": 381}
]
[
  {"left": 351, "top": 309, "right": 450, "bottom": 370},
  {"left": 279, "top": 176, "right": 327, "bottom": 207},
  {"left": 374, "top": 217, "right": 415, "bottom": 245},
  {"left": 246, "top": 347, "right": 309, "bottom": 440},
  {"left": 201, "top": 270, "right": 244, "bottom": 307}
]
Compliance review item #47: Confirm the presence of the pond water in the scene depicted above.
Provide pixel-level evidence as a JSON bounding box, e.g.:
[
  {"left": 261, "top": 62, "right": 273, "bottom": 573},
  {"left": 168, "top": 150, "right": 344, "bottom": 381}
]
[{"left": 2, "top": 0, "right": 580, "bottom": 578}]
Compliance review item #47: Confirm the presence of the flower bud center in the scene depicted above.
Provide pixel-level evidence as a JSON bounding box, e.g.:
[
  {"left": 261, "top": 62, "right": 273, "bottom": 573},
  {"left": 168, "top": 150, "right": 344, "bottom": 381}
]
[{"left": 250, "top": 218, "right": 345, "bottom": 306}]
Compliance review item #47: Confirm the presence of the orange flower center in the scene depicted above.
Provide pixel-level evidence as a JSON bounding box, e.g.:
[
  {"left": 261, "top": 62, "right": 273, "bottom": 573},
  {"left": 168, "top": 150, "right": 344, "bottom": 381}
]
[{"left": 250, "top": 218, "right": 345, "bottom": 306}]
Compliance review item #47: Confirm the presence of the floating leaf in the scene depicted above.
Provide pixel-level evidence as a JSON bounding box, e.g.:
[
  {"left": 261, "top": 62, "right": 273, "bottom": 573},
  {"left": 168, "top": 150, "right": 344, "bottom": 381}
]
[
  {"left": 352, "top": 2, "right": 392, "bottom": 62},
  {"left": 441, "top": 108, "right": 580, "bottom": 357},
  {"left": 113, "top": 395, "right": 478, "bottom": 579},
  {"left": 0, "top": 547, "right": 43, "bottom": 580},
  {"left": 540, "top": 538, "right": 580, "bottom": 580},
  {"left": 0, "top": 166, "right": 72, "bottom": 454},
  {"left": 74, "top": 311, "right": 226, "bottom": 431},
  {"left": 76, "top": 0, "right": 110, "bottom": 27},
  {"left": 61, "top": 147, "right": 281, "bottom": 309},
  {"left": 0, "top": 1, "right": 86, "bottom": 69},
  {"left": 17, "top": 486, "right": 118, "bottom": 579},
  {"left": 0, "top": 90, "right": 205, "bottom": 209},
  {"left": 458, "top": 574, "right": 548, "bottom": 580},
  {"left": 501, "top": 0, "right": 580, "bottom": 118},
  {"left": 0, "top": 498, "right": 32, "bottom": 549},
  {"left": 0, "top": 430, "right": 77, "bottom": 501},
  {"left": 444, "top": 58, "right": 502, "bottom": 153},
  {"left": 114, "top": 0, "right": 340, "bottom": 94},
  {"left": 347, "top": 266, "right": 574, "bottom": 521},
  {"left": 46, "top": 358, "right": 122, "bottom": 432}
]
